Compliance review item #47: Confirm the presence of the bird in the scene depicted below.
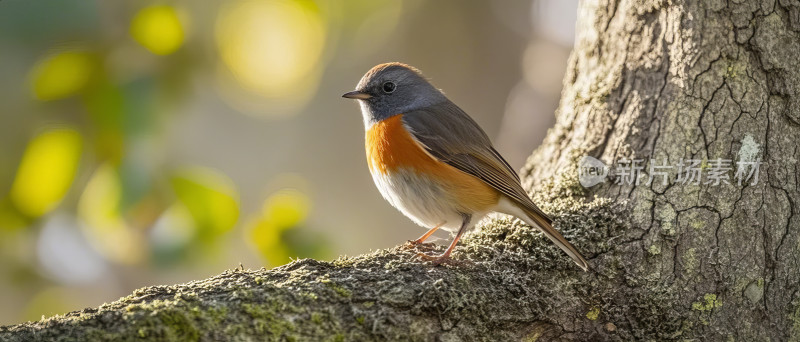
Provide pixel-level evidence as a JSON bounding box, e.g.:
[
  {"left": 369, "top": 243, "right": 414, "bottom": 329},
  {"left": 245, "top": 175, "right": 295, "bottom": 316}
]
[{"left": 342, "top": 62, "right": 588, "bottom": 271}]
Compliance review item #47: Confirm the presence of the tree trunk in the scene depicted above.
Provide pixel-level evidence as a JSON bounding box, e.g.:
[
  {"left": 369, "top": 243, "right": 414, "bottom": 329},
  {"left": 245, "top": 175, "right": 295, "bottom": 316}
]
[
  {"left": 523, "top": 0, "right": 800, "bottom": 340},
  {"left": 2, "top": 0, "right": 799, "bottom": 341}
]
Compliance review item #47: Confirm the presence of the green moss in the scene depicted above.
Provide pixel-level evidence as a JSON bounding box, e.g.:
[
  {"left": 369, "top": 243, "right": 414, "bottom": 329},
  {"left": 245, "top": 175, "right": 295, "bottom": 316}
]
[
  {"left": 648, "top": 244, "right": 662, "bottom": 256},
  {"left": 127, "top": 302, "right": 195, "bottom": 340},
  {"left": 692, "top": 293, "right": 722, "bottom": 311},
  {"left": 523, "top": 324, "right": 547, "bottom": 342},
  {"left": 320, "top": 277, "right": 353, "bottom": 298},
  {"left": 311, "top": 312, "right": 323, "bottom": 324},
  {"left": 155, "top": 308, "right": 201, "bottom": 340},
  {"left": 691, "top": 294, "right": 722, "bottom": 326},
  {"left": 355, "top": 315, "right": 365, "bottom": 325},
  {"left": 586, "top": 307, "right": 600, "bottom": 320},
  {"left": 113, "top": 291, "right": 240, "bottom": 341},
  {"left": 332, "top": 286, "right": 352, "bottom": 298},
  {"left": 658, "top": 205, "right": 677, "bottom": 236},
  {"left": 725, "top": 59, "right": 747, "bottom": 79},
  {"left": 240, "top": 301, "right": 301, "bottom": 339}
]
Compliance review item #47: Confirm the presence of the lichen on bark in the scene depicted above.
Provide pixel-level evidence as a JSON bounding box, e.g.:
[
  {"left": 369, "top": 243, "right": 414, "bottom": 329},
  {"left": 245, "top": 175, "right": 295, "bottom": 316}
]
[
  {"left": 0, "top": 176, "right": 622, "bottom": 341},
  {"left": 525, "top": 0, "right": 800, "bottom": 340}
]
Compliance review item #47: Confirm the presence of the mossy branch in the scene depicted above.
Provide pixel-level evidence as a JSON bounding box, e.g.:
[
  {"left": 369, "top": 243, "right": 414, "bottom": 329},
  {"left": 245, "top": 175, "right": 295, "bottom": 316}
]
[{"left": 0, "top": 174, "right": 623, "bottom": 341}]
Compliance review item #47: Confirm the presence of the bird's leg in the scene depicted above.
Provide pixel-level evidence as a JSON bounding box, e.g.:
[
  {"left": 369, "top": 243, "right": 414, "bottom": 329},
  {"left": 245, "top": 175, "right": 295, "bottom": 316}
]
[
  {"left": 417, "top": 214, "right": 471, "bottom": 265},
  {"left": 408, "top": 222, "right": 444, "bottom": 246}
]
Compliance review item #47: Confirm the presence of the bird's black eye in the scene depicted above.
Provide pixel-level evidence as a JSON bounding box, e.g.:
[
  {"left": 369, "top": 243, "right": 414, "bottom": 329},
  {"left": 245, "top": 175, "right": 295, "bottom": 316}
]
[{"left": 382, "top": 81, "right": 396, "bottom": 93}]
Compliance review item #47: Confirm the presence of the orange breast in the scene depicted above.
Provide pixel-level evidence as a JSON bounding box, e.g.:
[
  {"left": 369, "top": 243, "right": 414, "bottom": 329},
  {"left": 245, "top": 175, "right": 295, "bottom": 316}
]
[{"left": 365, "top": 114, "right": 499, "bottom": 212}]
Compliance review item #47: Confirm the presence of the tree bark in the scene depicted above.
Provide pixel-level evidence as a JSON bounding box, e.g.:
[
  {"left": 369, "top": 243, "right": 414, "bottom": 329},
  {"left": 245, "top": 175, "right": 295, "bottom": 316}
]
[
  {"left": 3, "top": 0, "right": 800, "bottom": 341},
  {"left": 523, "top": 0, "right": 800, "bottom": 340}
]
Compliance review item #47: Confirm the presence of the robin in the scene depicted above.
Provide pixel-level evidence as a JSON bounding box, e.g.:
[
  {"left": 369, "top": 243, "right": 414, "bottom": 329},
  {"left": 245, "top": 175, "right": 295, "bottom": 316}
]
[{"left": 342, "top": 62, "right": 588, "bottom": 271}]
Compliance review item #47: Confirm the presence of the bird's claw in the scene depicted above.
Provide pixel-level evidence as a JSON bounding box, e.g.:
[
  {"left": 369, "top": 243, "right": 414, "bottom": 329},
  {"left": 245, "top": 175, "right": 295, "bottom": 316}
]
[
  {"left": 414, "top": 252, "right": 451, "bottom": 265},
  {"left": 403, "top": 239, "right": 423, "bottom": 248}
]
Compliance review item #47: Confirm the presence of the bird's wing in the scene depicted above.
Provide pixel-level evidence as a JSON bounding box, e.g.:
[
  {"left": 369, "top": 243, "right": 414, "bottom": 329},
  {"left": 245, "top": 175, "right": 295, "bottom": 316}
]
[
  {"left": 400, "top": 101, "right": 551, "bottom": 223},
  {"left": 401, "top": 101, "right": 592, "bottom": 271}
]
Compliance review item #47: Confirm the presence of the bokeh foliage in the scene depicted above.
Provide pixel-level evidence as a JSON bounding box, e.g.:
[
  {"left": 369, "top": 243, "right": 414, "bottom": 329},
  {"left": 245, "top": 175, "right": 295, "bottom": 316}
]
[{"left": 0, "top": 0, "right": 400, "bottom": 324}]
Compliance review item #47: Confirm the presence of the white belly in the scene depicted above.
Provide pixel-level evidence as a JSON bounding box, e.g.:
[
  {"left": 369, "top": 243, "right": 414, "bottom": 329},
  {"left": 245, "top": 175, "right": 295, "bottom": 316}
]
[{"left": 370, "top": 168, "right": 466, "bottom": 232}]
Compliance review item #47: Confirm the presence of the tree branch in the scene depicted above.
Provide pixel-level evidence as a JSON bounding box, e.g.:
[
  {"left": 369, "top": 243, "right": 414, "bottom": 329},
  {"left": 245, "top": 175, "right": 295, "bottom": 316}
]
[{"left": 0, "top": 173, "right": 621, "bottom": 341}]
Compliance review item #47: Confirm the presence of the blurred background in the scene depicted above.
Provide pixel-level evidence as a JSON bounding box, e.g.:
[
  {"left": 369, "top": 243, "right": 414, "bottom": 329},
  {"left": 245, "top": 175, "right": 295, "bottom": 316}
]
[{"left": 0, "top": 0, "right": 577, "bottom": 324}]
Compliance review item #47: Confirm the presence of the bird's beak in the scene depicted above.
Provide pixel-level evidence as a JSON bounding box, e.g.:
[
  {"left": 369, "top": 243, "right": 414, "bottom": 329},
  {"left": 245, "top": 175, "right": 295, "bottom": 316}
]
[{"left": 342, "top": 91, "right": 372, "bottom": 100}]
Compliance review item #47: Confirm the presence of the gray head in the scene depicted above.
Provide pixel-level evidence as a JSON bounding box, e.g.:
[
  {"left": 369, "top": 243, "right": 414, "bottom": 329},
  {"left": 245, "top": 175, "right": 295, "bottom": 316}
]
[{"left": 342, "top": 63, "right": 447, "bottom": 127}]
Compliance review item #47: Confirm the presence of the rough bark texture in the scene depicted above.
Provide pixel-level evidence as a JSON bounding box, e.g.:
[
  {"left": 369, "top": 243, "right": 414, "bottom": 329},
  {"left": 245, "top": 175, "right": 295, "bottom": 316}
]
[
  {"left": 524, "top": 0, "right": 800, "bottom": 340},
  {"left": 2, "top": 0, "right": 800, "bottom": 341}
]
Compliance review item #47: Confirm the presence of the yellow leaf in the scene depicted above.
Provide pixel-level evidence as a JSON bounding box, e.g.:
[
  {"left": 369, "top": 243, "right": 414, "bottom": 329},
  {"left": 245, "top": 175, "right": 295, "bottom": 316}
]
[
  {"left": 246, "top": 217, "right": 292, "bottom": 266},
  {"left": 263, "top": 188, "right": 310, "bottom": 229},
  {"left": 246, "top": 187, "right": 311, "bottom": 266},
  {"left": 10, "top": 128, "right": 82, "bottom": 217},
  {"left": 131, "top": 5, "right": 185, "bottom": 55},
  {"left": 30, "top": 52, "right": 92, "bottom": 101}
]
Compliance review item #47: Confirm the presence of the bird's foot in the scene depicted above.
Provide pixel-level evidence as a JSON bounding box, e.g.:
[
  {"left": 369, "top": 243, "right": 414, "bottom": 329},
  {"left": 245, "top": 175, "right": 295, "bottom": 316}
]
[
  {"left": 403, "top": 240, "right": 420, "bottom": 248},
  {"left": 415, "top": 252, "right": 452, "bottom": 266},
  {"left": 403, "top": 239, "right": 429, "bottom": 249}
]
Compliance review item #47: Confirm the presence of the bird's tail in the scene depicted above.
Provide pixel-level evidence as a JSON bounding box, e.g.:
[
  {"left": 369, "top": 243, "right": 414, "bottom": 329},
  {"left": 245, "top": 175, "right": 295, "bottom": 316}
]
[{"left": 519, "top": 204, "right": 589, "bottom": 272}]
